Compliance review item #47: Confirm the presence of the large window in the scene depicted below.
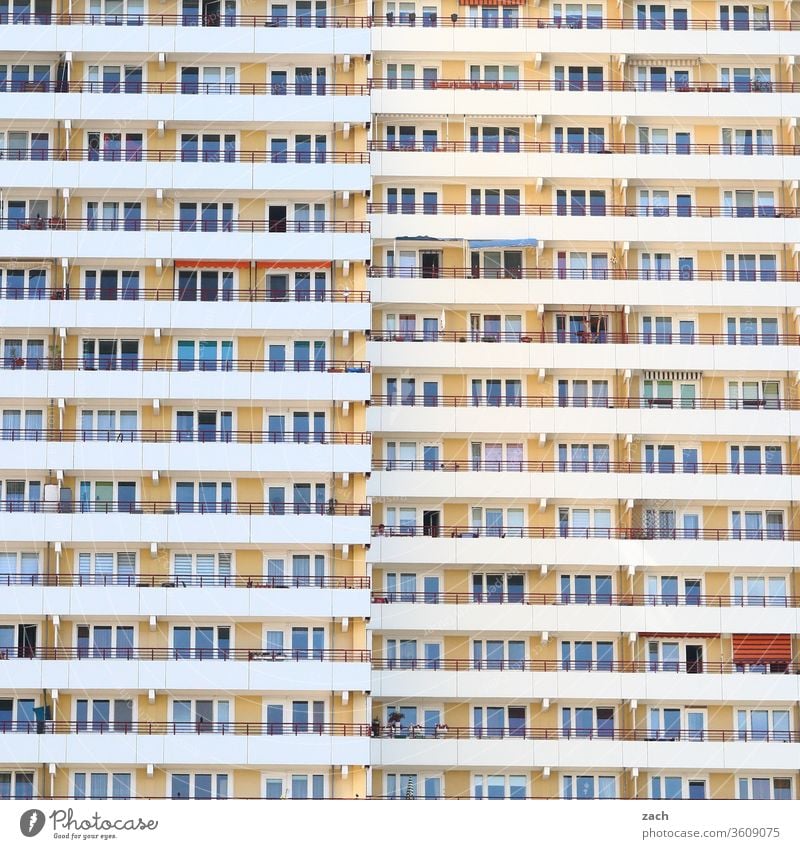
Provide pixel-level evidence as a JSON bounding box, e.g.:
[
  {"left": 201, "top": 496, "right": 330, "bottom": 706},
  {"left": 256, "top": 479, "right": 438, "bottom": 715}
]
[
  {"left": 171, "top": 773, "right": 229, "bottom": 799},
  {"left": 74, "top": 772, "right": 131, "bottom": 800},
  {"left": 173, "top": 553, "right": 233, "bottom": 584},
  {"left": 0, "top": 268, "right": 47, "bottom": 300}
]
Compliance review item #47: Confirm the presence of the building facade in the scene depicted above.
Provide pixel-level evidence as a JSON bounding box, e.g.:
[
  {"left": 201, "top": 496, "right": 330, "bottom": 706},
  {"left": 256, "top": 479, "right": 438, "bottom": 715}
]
[{"left": 1, "top": 0, "right": 799, "bottom": 801}]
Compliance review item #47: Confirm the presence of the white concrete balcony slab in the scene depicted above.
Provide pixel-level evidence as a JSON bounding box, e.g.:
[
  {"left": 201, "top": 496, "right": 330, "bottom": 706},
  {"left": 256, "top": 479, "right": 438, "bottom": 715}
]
[
  {"left": 368, "top": 533, "right": 800, "bottom": 569},
  {"left": 0, "top": 731, "right": 369, "bottom": 767},
  {"left": 368, "top": 276, "right": 798, "bottom": 310},
  {"left": 0, "top": 439, "right": 371, "bottom": 476},
  {"left": 0, "top": 21, "right": 370, "bottom": 57},
  {"left": 0, "top": 511, "right": 370, "bottom": 547},
  {"left": 0, "top": 367, "right": 369, "bottom": 403},
  {"left": 0, "top": 298, "right": 371, "bottom": 333},
  {"left": 0, "top": 159, "right": 370, "bottom": 194},
  {"left": 0, "top": 228, "right": 370, "bottom": 262},
  {"left": 0, "top": 584, "right": 370, "bottom": 620},
  {"left": 370, "top": 668, "right": 800, "bottom": 703},
  {"left": 366, "top": 405, "right": 800, "bottom": 441},
  {"left": 369, "top": 599, "right": 800, "bottom": 636},
  {"left": 0, "top": 90, "right": 370, "bottom": 125}
]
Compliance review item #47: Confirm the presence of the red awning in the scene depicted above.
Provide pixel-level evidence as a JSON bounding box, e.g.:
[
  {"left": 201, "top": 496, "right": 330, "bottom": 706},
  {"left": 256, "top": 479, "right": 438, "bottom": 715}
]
[
  {"left": 732, "top": 634, "right": 792, "bottom": 663},
  {"left": 255, "top": 261, "right": 332, "bottom": 270},
  {"left": 174, "top": 260, "right": 250, "bottom": 269}
]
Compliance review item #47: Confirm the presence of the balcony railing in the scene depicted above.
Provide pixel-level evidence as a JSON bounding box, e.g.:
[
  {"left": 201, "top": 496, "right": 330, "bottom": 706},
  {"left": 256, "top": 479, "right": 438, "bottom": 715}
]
[
  {"left": 371, "top": 725, "right": 800, "bottom": 742},
  {"left": 367, "top": 265, "right": 786, "bottom": 282},
  {"left": 371, "top": 459, "right": 800, "bottom": 475},
  {"left": 0, "top": 720, "right": 370, "bottom": 736},
  {"left": 369, "top": 77, "right": 784, "bottom": 93},
  {"left": 370, "top": 394, "right": 788, "bottom": 410},
  {"left": 368, "top": 201, "right": 795, "bottom": 219},
  {"left": 1, "top": 499, "right": 370, "bottom": 516},
  {"left": 0, "top": 81, "right": 368, "bottom": 95},
  {"left": 1, "top": 428, "right": 370, "bottom": 445},
  {"left": 0, "top": 12, "right": 371, "bottom": 27},
  {"left": 369, "top": 140, "right": 793, "bottom": 156},
  {"left": 0, "top": 646, "right": 369, "bottom": 662},
  {"left": 372, "top": 590, "right": 798, "bottom": 607},
  {"left": 0, "top": 573, "right": 369, "bottom": 589},
  {"left": 0, "top": 216, "right": 368, "bottom": 233},
  {"left": 0, "top": 147, "right": 369, "bottom": 164},
  {"left": 0, "top": 357, "right": 369, "bottom": 373},
  {"left": 372, "top": 658, "right": 799, "bottom": 674},
  {"left": 369, "top": 330, "right": 798, "bottom": 346},
  {"left": 371, "top": 525, "right": 790, "bottom": 541},
  {"left": 0, "top": 285, "right": 370, "bottom": 302}
]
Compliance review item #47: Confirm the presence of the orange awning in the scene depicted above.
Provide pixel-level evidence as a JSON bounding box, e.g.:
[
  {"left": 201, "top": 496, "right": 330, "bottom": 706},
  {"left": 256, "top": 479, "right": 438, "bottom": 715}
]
[
  {"left": 255, "top": 261, "right": 332, "bottom": 270},
  {"left": 732, "top": 634, "right": 792, "bottom": 663},
  {"left": 174, "top": 260, "right": 250, "bottom": 269}
]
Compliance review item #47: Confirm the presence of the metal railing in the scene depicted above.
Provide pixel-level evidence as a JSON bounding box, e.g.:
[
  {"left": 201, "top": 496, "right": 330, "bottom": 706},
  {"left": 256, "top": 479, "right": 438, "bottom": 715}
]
[
  {"left": 367, "top": 201, "right": 796, "bottom": 219},
  {"left": 1, "top": 428, "right": 370, "bottom": 445},
  {"left": 372, "top": 658, "right": 798, "bottom": 674},
  {"left": 1, "top": 357, "right": 369, "bottom": 373},
  {"left": 369, "top": 140, "right": 794, "bottom": 156},
  {"left": 0, "top": 646, "right": 369, "bottom": 662},
  {"left": 369, "top": 77, "right": 786, "bottom": 93},
  {"left": 0, "top": 499, "right": 370, "bottom": 516},
  {"left": 370, "top": 394, "right": 788, "bottom": 410},
  {"left": 0, "top": 719, "right": 370, "bottom": 736},
  {"left": 0, "top": 216, "right": 368, "bottom": 233},
  {"left": 371, "top": 525, "right": 790, "bottom": 541},
  {"left": 0, "top": 147, "right": 368, "bottom": 164},
  {"left": 0, "top": 573, "right": 369, "bottom": 589},
  {"left": 367, "top": 265, "right": 786, "bottom": 282},
  {"left": 371, "top": 590, "right": 798, "bottom": 607},
  {"left": 368, "top": 329, "right": 797, "bottom": 345},
  {"left": 0, "top": 12, "right": 371, "bottom": 27},
  {"left": 0, "top": 80, "right": 367, "bottom": 95},
  {"left": 371, "top": 458, "right": 798, "bottom": 475},
  {"left": 0, "top": 286, "right": 370, "bottom": 303}
]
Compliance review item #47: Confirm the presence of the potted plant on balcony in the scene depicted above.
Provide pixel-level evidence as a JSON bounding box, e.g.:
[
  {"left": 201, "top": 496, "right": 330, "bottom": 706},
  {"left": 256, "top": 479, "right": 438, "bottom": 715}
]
[{"left": 48, "top": 343, "right": 62, "bottom": 370}]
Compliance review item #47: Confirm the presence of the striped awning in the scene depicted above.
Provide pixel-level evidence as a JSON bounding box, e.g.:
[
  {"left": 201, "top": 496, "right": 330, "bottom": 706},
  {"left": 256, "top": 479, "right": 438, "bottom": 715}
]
[
  {"left": 732, "top": 634, "right": 792, "bottom": 663},
  {"left": 459, "top": 0, "right": 525, "bottom": 5},
  {"left": 175, "top": 260, "right": 250, "bottom": 269}
]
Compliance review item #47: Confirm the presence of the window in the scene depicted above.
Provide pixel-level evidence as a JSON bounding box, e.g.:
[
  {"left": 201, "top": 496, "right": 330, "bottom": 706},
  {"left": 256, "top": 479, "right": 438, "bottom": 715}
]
[
  {"left": 0, "top": 772, "right": 35, "bottom": 799},
  {"left": 558, "top": 507, "right": 612, "bottom": 537},
  {"left": 738, "top": 777, "right": 792, "bottom": 800},
  {"left": 472, "top": 640, "right": 526, "bottom": 671},
  {"left": 470, "top": 506, "right": 525, "bottom": 537},
  {"left": 177, "top": 270, "right": 234, "bottom": 302},
  {"left": 176, "top": 410, "right": 233, "bottom": 443},
  {"left": 646, "top": 575, "right": 702, "bottom": 605},
  {"left": 473, "top": 774, "right": 527, "bottom": 799},
  {"left": 172, "top": 626, "right": 231, "bottom": 659},
  {"left": 0, "top": 552, "right": 39, "bottom": 581},
  {"left": 77, "top": 551, "right": 136, "bottom": 584},
  {"left": 0, "top": 268, "right": 48, "bottom": 300},
  {"left": 562, "top": 775, "right": 616, "bottom": 799},
  {"left": 1, "top": 409, "right": 43, "bottom": 441},
  {"left": 733, "top": 575, "right": 787, "bottom": 606},
  {"left": 560, "top": 640, "right": 614, "bottom": 671},
  {"left": 730, "top": 509, "right": 784, "bottom": 539},
  {"left": 264, "top": 774, "right": 324, "bottom": 799},
  {"left": 76, "top": 624, "right": 134, "bottom": 659},
  {"left": 651, "top": 777, "right": 706, "bottom": 799},
  {"left": 76, "top": 698, "right": 134, "bottom": 732},
  {"left": 560, "top": 574, "right": 613, "bottom": 604},
  {"left": 173, "top": 552, "right": 233, "bottom": 584},
  {"left": 737, "top": 708, "right": 791, "bottom": 742},
  {"left": 385, "top": 773, "right": 442, "bottom": 799},
  {"left": 172, "top": 698, "right": 230, "bottom": 732},
  {"left": 74, "top": 772, "right": 132, "bottom": 800},
  {"left": 562, "top": 706, "right": 615, "bottom": 738},
  {"left": 171, "top": 773, "right": 229, "bottom": 800}
]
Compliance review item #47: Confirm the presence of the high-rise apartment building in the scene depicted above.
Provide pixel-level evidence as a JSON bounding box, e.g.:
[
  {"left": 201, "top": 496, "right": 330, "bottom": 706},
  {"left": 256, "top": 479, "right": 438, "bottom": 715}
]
[{"left": 0, "top": 0, "right": 798, "bottom": 803}]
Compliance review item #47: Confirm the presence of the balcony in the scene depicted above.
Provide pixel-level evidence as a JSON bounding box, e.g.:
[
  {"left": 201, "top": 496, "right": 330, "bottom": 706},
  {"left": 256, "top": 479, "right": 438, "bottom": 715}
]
[
  {"left": 367, "top": 330, "right": 800, "bottom": 374},
  {"left": 0, "top": 574, "right": 370, "bottom": 620},
  {"left": 367, "top": 459, "right": 800, "bottom": 503},
  {"left": 0, "top": 500, "right": 370, "bottom": 546},
  {"left": 1, "top": 357, "right": 370, "bottom": 403},
  {"left": 370, "top": 77, "right": 800, "bottom": 120},
  {"left": 370, "top": 727, "right": 800, "bottom": 772},
  {"left": 0, "top": 720, "right": 370, "bottom": 767},
  {"left": 367, "top": 268, "right": 797, "bottom": 310},
  {"left": 370, "top": 593, "right": 800, "bottom": 637},
  {"left": 371, "top": 15, "right": 800, "bottom": 61},
  {"left": 0, "top": 217, "right": 370, "bottom": 262},
  {"left": 367, "top": 201, "right": 797, "bottom": 245},
  {"left": 0, "top": 13, "right": 371, "bottom": 57},
  {"left": 369, "top": 524, "right": 800, "bottom": 569},
  {"left": 0, "top": 81, "right": 370, "bottom": 124},
  {"left": 0, "top": 429, "right": 371, "bottom": 476},
  {"left": 0, "top": 647, "right": 371, "bottom": 694},
  {"left": 0, "top": 148, "right": 370, "bottom": 193},
  {"left": 369, "top": 140, "right": 800, "bottom": 183},
  {"left": 371, "top": 659, "right": 800, "bottom": 703},
  {"left": 366, "top": 395, "right": 800, "bottom": 441},
  {"left": 0, "top": 286, "right": 371, "bottom": 334}
]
